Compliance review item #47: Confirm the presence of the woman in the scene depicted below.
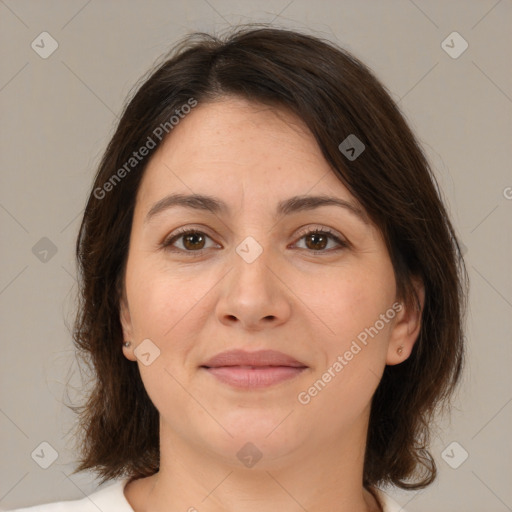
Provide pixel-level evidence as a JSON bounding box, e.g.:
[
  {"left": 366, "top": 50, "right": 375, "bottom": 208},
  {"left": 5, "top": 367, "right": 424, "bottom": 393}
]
[{"left": 10, "top": 26, "right": 468, "bottom": 512}]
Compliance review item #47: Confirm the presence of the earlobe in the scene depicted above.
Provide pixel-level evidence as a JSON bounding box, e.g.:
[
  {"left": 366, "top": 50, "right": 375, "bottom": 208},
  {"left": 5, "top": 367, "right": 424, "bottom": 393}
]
[
  {"left": 119, "top": 296, "right": 137, "bottom": 361},
  {"left": 386, "top": 277, "right": 425, "bottom": 365}
]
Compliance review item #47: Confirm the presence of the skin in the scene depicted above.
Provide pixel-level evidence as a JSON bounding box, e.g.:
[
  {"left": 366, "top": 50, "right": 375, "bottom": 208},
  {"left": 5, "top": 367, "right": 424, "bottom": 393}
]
[{"left": 119, "top": 96, "right": 424, "bottom": 512}]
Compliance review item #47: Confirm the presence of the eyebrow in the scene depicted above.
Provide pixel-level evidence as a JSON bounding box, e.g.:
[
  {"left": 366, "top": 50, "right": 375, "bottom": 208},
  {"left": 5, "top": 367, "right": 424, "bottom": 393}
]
[{"left": 144, "top": 193, "right": 370, "bottom": 225}]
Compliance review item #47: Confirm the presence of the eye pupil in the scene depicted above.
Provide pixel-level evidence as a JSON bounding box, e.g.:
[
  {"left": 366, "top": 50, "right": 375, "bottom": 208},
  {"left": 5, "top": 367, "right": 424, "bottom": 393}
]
[
  {"left": 183, "top": 232, "right": 205, "bottom": 250},
  {"left": 166, "top": 228, "right": 343, "bottom": 255},
  {"left": 306, "top": 233, "right": 328, "bottom": 250}
]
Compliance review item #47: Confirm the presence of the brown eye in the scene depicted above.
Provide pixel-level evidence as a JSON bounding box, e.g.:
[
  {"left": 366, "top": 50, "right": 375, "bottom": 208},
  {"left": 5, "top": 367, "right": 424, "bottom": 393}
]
[
  {"left": 163, "top": 229, "right": 217, "bottom": 254},
  {"left": 305, "top": 232, "right": 329, "bottom": 251},
  {"left": 181, "top": 232, "right": 206, "bottom": 250},
  {"left": 294, "top": 228, "right": 348, "bottom": 252},
  {"left": 162, "top": 226, "right": 347, "bottom": 256}
]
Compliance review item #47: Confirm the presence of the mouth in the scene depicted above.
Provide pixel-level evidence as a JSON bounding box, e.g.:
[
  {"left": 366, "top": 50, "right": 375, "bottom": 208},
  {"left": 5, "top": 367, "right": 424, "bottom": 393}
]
[{"left": 200, "top": 349, "right": 308, "bottom": 389}]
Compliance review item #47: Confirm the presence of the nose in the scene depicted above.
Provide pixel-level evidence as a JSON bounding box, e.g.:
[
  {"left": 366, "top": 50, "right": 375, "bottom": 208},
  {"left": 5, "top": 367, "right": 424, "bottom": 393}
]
[{"left": 215, "top": 240, "right": 292, "bottom": 332}]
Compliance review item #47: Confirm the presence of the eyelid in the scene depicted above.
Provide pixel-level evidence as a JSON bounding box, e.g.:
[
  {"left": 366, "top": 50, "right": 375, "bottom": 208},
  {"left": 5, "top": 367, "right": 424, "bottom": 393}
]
[
  {"left": 161, "top": 225, "right": 220, "bottom": 250},
  {"left": 293, "top": 225, "right": 348, "bottom": 246},
  {"left": 161, "top": 224, "right": 349, "bottom": 254}
]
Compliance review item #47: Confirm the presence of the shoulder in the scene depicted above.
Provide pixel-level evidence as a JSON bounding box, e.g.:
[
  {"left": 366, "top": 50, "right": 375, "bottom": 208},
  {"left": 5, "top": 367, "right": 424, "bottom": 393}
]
[
  {"left": 5, "top": 478, "right": 134, "bottom": 512},
  {"left": 371, "top": 487, "right": 406, "bottom": 512},
  {"left": 6, "top": 480, "right": 403, "bottom": 512}
]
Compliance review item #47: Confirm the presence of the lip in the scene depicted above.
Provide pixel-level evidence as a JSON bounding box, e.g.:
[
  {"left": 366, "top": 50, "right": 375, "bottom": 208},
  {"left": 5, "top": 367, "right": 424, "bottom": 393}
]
[
  {"left": 201, "top": 349, "right": 306, "bottom": 368},
  {"left": 200, "top": 349, "right": 308, "bottom": 389}
]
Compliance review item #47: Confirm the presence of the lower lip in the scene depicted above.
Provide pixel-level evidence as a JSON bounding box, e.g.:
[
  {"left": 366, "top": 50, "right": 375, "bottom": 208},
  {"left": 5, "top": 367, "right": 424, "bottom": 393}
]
[{"left": 202, "top": 366, "right": 307, "bottom": 388}]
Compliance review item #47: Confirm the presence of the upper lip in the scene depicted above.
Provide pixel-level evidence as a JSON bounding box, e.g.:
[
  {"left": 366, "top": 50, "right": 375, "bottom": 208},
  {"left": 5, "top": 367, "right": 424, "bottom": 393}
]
[{"left": 201, "top": 349, "right": 307, "bottom": 368}]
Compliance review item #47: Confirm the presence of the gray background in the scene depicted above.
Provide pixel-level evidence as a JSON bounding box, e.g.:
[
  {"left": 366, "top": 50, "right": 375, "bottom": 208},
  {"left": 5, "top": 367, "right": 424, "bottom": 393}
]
[{"left": 1, "top": 1, "right": 511, "bottom": 511}]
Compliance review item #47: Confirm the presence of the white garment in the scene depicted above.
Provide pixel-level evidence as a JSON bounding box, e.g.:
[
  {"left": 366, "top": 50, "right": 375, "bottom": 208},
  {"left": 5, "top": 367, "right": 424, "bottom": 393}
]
[{"left": 6, "top": 477, "right": 406, "bottom": 512}]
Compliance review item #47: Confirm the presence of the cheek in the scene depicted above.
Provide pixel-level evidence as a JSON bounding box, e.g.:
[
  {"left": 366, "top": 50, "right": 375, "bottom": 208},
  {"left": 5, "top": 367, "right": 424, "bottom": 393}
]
[
  {"left": 124, "top": 257, "right": 202, "bottom": 410},
  {"left": 125, "top": 254, "right": 206, "bottom": 338},
  {"left": 298, "top": 274, "right": 394, "bottom": 425},
  {"left": 302, "top": 263, "right": 396, "bottom": 410},
  {"left": 315, "top": 268, "right": 395, "bottom": 343}
]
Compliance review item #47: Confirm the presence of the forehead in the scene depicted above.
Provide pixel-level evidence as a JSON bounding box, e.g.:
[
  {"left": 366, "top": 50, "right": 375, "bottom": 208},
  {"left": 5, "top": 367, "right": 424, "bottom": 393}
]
[{"left": 136, "top": 96, "right": 361, "bottom": 215}]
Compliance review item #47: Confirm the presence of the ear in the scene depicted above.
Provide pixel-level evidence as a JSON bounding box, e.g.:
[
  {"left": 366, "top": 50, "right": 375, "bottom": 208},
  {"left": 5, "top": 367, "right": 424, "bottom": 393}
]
[
  {"left": 119, "top": 293, "right": 137, "bottom": 362},
  {"left": 386, "top": 276, "right": 425, "bottom": 365}
]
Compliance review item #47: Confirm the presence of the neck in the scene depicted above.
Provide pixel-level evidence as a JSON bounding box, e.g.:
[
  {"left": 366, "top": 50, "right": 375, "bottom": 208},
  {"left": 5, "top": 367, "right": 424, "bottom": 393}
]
[{"left": 128, "top": 410, "right": 381, "bottom": 512}]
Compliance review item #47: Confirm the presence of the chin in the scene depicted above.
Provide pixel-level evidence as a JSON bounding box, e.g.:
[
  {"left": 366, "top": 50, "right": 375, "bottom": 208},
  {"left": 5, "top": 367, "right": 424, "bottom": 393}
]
[{"left": 199, "top": 415, "right": 306, "bottom": 464}]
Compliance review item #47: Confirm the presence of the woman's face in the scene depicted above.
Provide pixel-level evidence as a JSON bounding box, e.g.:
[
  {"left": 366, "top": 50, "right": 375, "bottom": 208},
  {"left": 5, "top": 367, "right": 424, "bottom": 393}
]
[{"left": 120, "top": 96, "right": 421, "bottom": 468}]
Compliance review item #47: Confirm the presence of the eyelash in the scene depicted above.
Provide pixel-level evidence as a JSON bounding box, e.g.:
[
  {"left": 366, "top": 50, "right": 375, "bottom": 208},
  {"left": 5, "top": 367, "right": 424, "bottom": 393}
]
[{"left": 161, "top": 226, "right": 348, "bottom": 256}]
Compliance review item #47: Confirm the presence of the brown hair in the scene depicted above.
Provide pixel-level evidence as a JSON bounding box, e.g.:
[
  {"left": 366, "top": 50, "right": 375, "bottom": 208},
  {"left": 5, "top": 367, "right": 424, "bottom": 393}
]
[{"left": 69, "top": 25, "right": 468, "bottom": 491}]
